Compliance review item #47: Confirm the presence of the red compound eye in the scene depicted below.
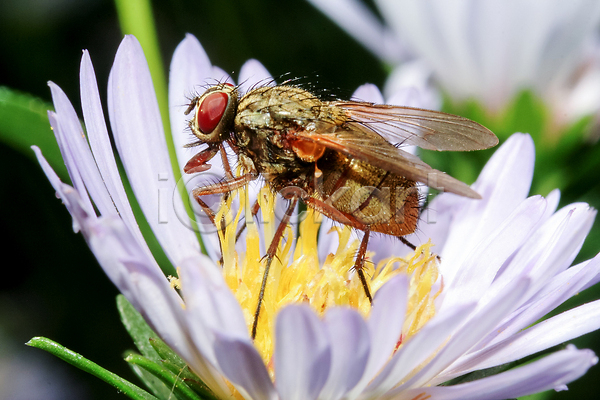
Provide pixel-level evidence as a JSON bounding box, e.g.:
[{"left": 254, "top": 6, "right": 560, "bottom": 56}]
[{"left": 197, "top": 92, "right": 229, "bottom": 134}]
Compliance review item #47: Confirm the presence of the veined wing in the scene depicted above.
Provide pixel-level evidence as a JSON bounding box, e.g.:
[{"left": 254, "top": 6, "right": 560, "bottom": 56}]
[
  {"left": 296, "top": 121, "right": 481, "bottom": 199},
  {"left": 332, "top": 101, "right": 498, "bottom": 151}
]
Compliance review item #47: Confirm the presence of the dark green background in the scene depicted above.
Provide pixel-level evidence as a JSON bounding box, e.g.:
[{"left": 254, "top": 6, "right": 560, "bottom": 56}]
[{"left": 0, "top": 0, "right": 598, "bottom": 399}]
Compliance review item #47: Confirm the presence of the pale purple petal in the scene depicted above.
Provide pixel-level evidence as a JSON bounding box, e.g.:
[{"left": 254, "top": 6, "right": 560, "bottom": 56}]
[
  {"left": 274, "top": 305, "right": 331, "bottom": 400},
  {"left": 319, "top": 308, "right": 370, "bottom": 400},
  {"left": 364, "top": 303, "right": 476, "bottom": 398},
  {"left": 404, "top": 277, "right": 531, "bottom": 388},
  {"left": 168, "top": 34, "right": 213, "bottom": 176},
  {"left": 486, "top": 203, "right": 595, "bottom": 309},
  {"left": 213, "top": 334, "right": 277, "bottom": 400},
  {"left": 351, "top": 83, "right": 384, "bottom": 103},
  {"left": 476, "top": 253, "right": 600, "bottom": 351},
  {"left": 178, "top": 255, "right": 248, "bottom": 341},
  {"left": 46, "top": 88, "right": 95, "bottom": 217},
  {"left": 211, "top": 66, "right": 233, "bottom": 83},
  {"left": 80, "top": 50, "right": 145, "bottom": 245},
  {"left": 384, "top": 60, "right": 441, "bottom": 110},
  {"left": 32, "top": 145, "right": 89, "bottom": 232},
  {"left": 440, "top": 195, "right": 547, "bottom": 310},
  {"left": 345, "top": 275, "right": 408, "bottom": 398},
  {"left": 167, "top": 34, "right": 228, "bottom": 261},
  {"left": 107, "top": 35, "right": 201, "bottom": 266},
  {"left": 391, "top": 346, "right": 597, "bottom": 400},
  {"left": 49, "top": 83, "right": 119, "bottom": 218},
  {"left": 525, "top": 204, "right": 596, "bottom": 294},
  {"left": 440, "top": 133, "right": 535, "bottom": 286},
  {"left": 239, "top": 59, "right": 274, "bottom": 95},
  {"left": 447, "top": 300, "right": 600, "bottom": 378}
]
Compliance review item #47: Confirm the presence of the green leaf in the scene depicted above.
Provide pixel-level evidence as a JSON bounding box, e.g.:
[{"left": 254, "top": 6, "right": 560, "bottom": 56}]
[
  {"left": 125, "top": 353, "right": 206, "bottom": 400},
  {"left": 26, "top": 337, "right": 158, "bottom": 400},
  {"left": 147, "top": 340, "right": 215, "bottom": 400},
  {"left": 129, "top": 361, "right": 181, "bottom": 400},
  {"left": 0, "top": 86, "right": 68, "bottom": 180},
  {"left": 117, "top": 296, "right": 217, "bottom": 399},
  {"left": 117, "top": 294, "right": 162, "bottom": 362}
]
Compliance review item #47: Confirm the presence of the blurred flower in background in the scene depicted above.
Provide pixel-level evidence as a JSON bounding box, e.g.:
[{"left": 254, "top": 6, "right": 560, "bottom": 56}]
[{"left": 308, "top": 0, "right": 600, "bottom": 128}]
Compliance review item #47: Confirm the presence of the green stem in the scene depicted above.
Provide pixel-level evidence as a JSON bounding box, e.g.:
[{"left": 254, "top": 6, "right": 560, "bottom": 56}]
[{"left": 27, "top": 337, "right": 158, "bottom": 400}]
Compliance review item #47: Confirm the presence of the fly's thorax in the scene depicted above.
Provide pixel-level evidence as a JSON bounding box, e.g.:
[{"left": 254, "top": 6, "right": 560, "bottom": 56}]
[
  {"left": 235, "top": 86, "right": 324, "bottom": 131},
  {"left": 232, "top": 85, "right": 326, "bottom": 190},
  {"left": 317, "top": 151, "right": 419, "bottom": 236}
]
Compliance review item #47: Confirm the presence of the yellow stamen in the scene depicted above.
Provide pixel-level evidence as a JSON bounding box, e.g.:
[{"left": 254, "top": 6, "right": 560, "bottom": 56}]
[{"left": 209, "top": 187, "right": 441, "bottom": 372}]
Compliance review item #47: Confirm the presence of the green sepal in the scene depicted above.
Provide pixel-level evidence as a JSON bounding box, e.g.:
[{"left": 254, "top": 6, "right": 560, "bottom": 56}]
[
  {"left": 125, "top": 353, "right": 205, "bottom": 400},
  {"left": 117, "top": 295, "right": 217, "bottom": 399},
  {"left": 26, "top": 337, "right": 158, "bottom": 400},
  {"left": 129, "top": 361, "right": 182, "bottom": 400},
  {"left": 0, "top": 86, "right": 68, "bottom": 180},
  {"left": 117, "top": 294, "right": 162, "bottom": 362},
  {"left": 147, "top": 341, "right": 216, "bottom": 400}
]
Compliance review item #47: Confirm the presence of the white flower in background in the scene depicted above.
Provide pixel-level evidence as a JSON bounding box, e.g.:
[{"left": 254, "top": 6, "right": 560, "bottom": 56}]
[
  {"left": 35, "top": 34, "right": 600, "bottom": 399},
  {"left": 308, "top": 0, "right": 600, "bottom": 123}
]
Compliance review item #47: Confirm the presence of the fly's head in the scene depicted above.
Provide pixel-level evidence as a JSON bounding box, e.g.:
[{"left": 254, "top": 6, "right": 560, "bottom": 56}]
[{"left": 185, "top": 83, "right": 239, "bottom": 145}]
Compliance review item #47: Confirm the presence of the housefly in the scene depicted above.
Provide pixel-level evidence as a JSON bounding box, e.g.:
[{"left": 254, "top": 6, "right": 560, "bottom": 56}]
[{"left": 183, "top": 82, "right": 498, "bottom": 338}]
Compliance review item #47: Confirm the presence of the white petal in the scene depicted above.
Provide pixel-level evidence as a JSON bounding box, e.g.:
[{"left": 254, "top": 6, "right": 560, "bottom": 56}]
[
  {"left": 319, "top": 308, "right": 370, "bottom": 400},
  {"left": 32, "top": 145, "right": 89, "bottom": 232},
  {"left": 168, "top": 34, "right": 213, "bottom": 178},
  {"left": 390, "top": 346, "right": 597, "bottom": 400},
  {"left": 440, "top": 195, "right": 547, "bottom": 311},
  {"left": 351, "top": 83, "right": 384, "bottom": 104},
  {"left": 384, "top": 60, "right": 441, "bottom": 110},
  {"left": 404, "top": 277, "right": 531, "bottom": 388},
  {"left": 46, "top": 84, "right": 98, "bottom": 217},
  {"left": 440, "top": 133, "right": 535, "bottom": 285},
  {"left": 449, "top": 299, "right": 600, "bottom": 377},
  {"left": 345, "top": 275, "right": 408, "bottom": 398},
  {"left": 239, "top": 59, "right": 274, "bottom": 96},
  {"left": 275, "top": 305, "right": 331, "bottom": 400},
  {"left": 364, "top": 302, "right": 476, "bottom": 398},
  {"left": 80, "top": 50, "right": 146, "bottom": 245},
  {"left": 481, "top": 252, "right": 600, "bottom": 350},
  {"left": 107, "top": 35, "right": 202, "bottom": 266},
  {"left": 213, "top": 334, "right": 277, "bottom": 400}
]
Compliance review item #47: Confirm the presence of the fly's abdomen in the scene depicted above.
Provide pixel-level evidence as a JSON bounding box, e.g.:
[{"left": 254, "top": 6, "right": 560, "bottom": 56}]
[{"left": 317, "top": 151, "right": 419, "bottom": 236}]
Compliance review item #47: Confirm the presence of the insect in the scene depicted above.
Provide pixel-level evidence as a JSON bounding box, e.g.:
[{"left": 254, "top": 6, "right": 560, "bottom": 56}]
[{"left": 183, "top": 81, "right": 498, "bottom": 339}]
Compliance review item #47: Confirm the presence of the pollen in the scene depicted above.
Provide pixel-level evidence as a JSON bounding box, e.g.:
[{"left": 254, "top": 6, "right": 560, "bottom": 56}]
[{"left": 212, "top": 187, "right": 441, "bottom": 371}]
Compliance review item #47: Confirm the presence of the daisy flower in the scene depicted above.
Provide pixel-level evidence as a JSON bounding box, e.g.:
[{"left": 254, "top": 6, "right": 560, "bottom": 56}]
[
  {"left": 34, "top": 34, "right": 600, "bottom": 399},
  {"left": 308, "top": 0, "right": 600, "bottom": 123}
]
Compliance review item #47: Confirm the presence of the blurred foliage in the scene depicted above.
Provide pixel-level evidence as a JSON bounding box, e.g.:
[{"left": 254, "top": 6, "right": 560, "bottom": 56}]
[{"left": 0, "top": 0, "right": 599, "bottom": 399}]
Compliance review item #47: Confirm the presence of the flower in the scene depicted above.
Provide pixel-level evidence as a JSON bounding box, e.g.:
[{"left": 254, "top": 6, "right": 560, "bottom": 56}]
[
  {"left": 308, "top": 0, "right": 600, "bottom": 122},
  {"left": 36, "top": 34, "right": 600, "bottom": 399}
]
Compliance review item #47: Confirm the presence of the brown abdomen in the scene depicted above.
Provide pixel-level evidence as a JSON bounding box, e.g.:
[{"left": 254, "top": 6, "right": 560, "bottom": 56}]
[{"left": 316, "top": 151, "right": 419, "bottom": 236}]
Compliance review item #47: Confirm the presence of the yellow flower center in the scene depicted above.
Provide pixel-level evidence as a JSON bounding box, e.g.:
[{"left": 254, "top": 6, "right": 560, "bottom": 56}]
[{"left": 214, "top": 187, "right": 441, "bottom": 372}]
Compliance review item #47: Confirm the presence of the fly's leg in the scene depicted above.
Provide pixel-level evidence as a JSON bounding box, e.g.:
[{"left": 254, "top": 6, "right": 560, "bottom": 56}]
[
  {"left": 355, "top": 227, "right": 373, "bottom": 303},
  {"left": 251, "top": 195, "right": 299, "bottom": 339},
  {"left": 192, "top": 173, "right": 255, "bottom": 258},
  {"left": 300, "top": 195, "right": 375, "bottom": 304},
  {"left": 235, "top": 199, "right": 261, "bottom": 243}
]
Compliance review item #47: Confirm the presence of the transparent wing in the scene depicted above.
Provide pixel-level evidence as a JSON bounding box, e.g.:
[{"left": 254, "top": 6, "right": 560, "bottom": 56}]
[
  {"left": 296, "top": 120, "right": 481, "bottom": 198},
  {"left": 333, "top": 101, "right": 498, "bottom": 151}
]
